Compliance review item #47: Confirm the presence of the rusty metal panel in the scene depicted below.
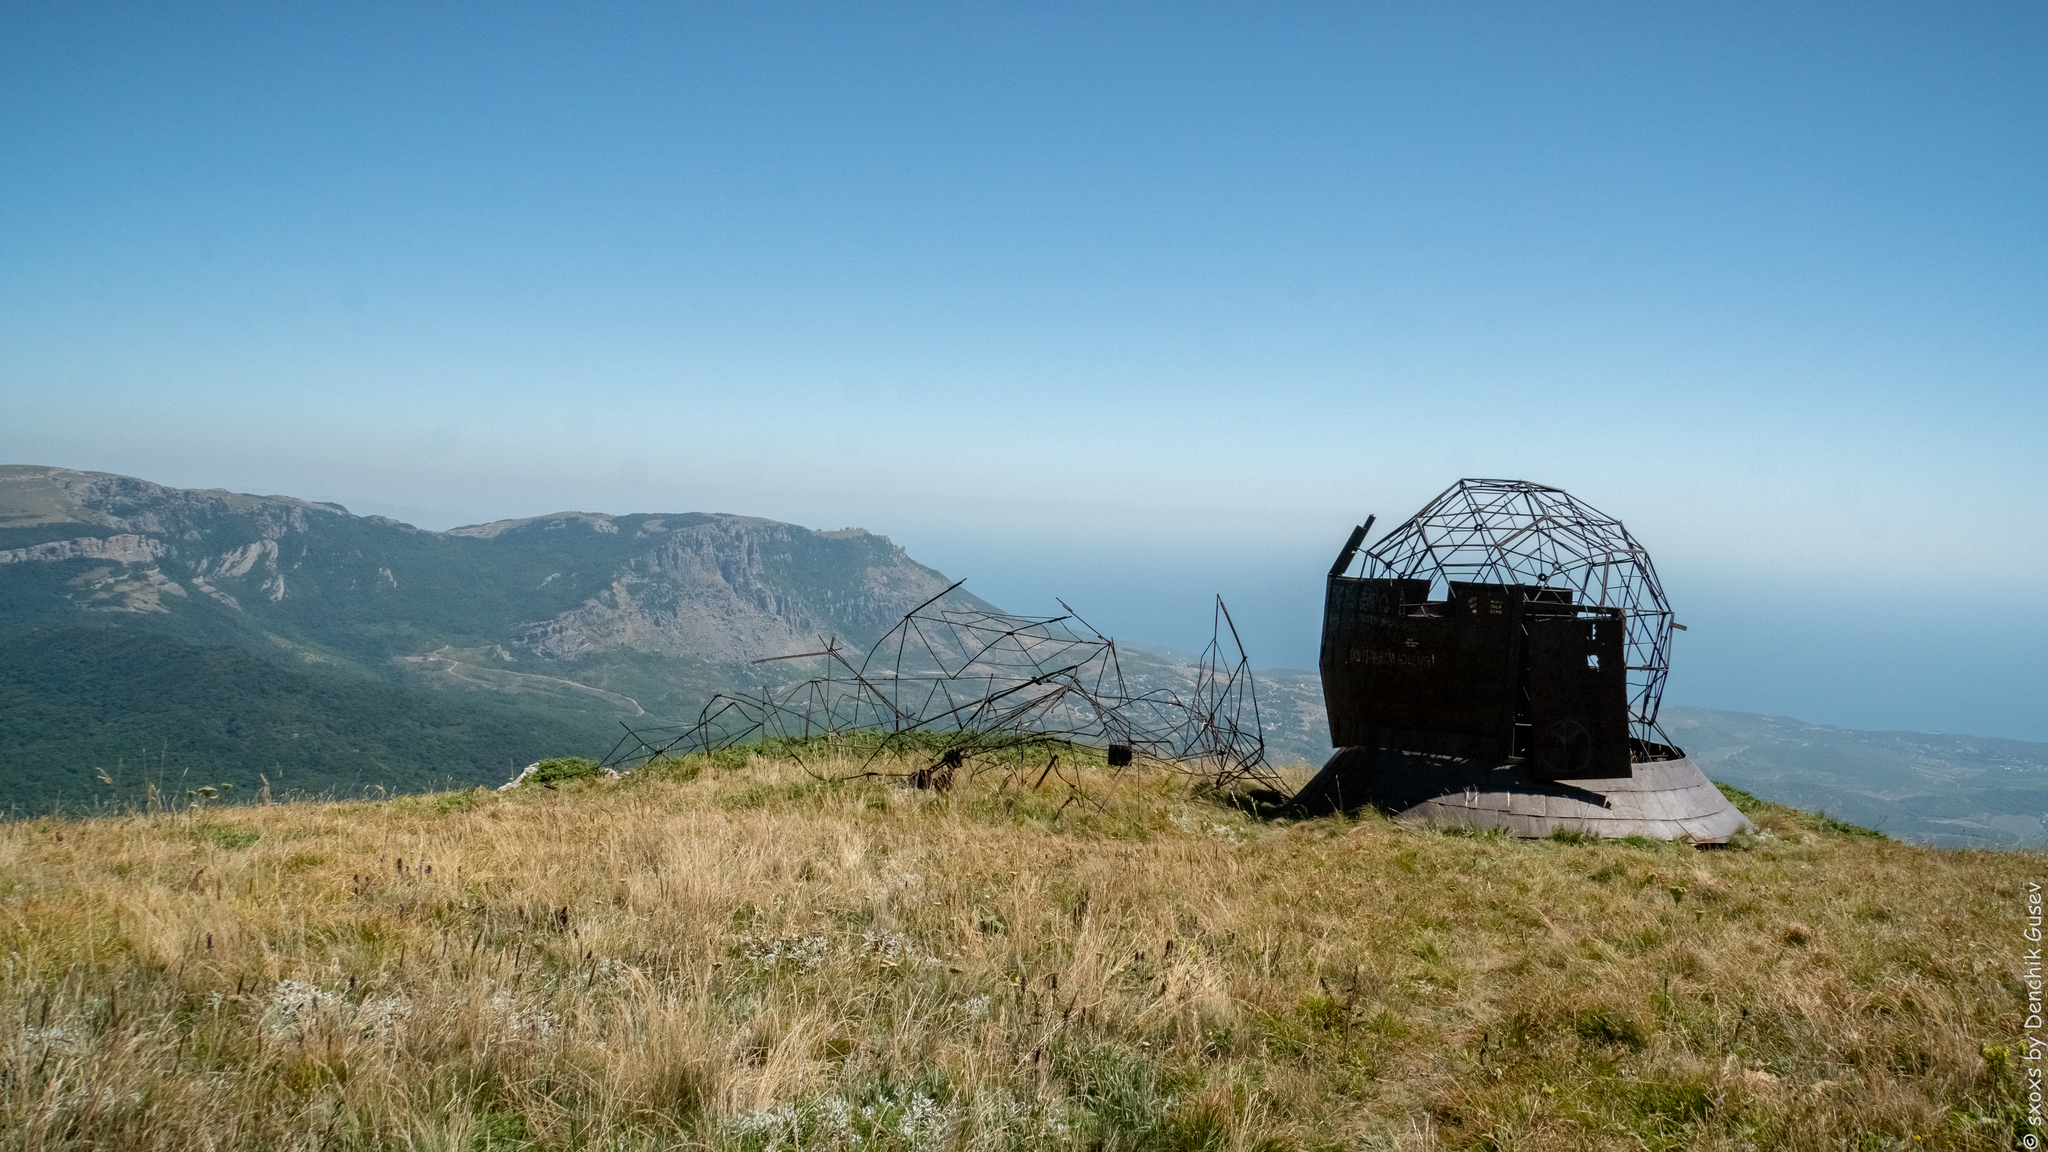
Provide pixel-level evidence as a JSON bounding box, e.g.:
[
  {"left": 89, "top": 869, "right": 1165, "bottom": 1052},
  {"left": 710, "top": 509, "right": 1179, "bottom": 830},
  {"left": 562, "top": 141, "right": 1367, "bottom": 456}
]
[
  {"left": 1321, "top": 570, "right": 1635, "bottom": 773},
  {"left": 1445, "top": 581, "right": 1539, "bottom": 618},
  {"left": 1525, "top": 611, "right": 1630, "bottom": 778},
  {"left": 1319, "top": 576, "right": 1518, "bottom": 758},
  {"left": 1320, "top": 575, "right": 1427, "bottom": 631}
]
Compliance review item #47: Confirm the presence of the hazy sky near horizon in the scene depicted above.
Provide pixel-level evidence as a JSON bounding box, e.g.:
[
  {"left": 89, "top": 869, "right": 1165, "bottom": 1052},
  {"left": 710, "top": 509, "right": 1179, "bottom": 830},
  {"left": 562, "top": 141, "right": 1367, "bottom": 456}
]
[{"left": 4, "top": 3, "right": 2045, "bottom": 740}]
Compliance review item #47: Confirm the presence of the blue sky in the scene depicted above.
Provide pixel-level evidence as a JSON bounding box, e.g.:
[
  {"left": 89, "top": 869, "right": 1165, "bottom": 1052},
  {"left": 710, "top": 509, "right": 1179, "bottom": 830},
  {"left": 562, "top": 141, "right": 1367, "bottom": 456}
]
[{"left": 4, "top": 2, "right": 2044, "bottom": 739}]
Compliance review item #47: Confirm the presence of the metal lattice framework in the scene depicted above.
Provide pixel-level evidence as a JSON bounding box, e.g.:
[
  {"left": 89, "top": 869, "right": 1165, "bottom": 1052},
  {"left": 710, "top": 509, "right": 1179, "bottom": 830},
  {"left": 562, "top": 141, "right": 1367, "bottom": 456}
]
[
  {"left": 1339, "top": 479, "right": 1675, "bottom": 742},
  {"left": 1174, "top": 596, "right": 1272, "bottom": 790},
  {"left": 604, "top": 583, "right": 1279, "bottom": 792}
]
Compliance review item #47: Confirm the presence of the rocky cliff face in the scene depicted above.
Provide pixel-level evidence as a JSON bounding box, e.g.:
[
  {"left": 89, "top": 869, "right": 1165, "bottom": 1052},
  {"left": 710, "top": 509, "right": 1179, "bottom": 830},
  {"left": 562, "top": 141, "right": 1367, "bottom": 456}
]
[
  {"left": 0, "top": 466, "right": 1345, "bottom": 809},
  {"left": 3, "top": 469, "right": 327, "bottom": 609},
  {"left": 484, "top": 515, "right": 961, "bottom": 665},
  {"left": 0, "top": 465, "right": 987, "bottom": 693}
]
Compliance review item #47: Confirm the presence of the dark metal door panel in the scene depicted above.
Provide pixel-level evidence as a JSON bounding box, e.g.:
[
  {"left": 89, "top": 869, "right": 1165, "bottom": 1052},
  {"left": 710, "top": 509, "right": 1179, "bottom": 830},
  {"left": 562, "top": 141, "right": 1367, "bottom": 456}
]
[{"left": 1525, "top": 613, "right": 1630, "bottom": 778}]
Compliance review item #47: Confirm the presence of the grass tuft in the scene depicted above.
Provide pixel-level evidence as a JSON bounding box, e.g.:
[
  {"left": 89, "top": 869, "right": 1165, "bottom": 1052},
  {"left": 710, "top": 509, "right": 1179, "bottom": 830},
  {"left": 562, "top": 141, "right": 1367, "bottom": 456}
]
[{"left": 0, "top": 747, "right": 2027, "bottom": 1149}]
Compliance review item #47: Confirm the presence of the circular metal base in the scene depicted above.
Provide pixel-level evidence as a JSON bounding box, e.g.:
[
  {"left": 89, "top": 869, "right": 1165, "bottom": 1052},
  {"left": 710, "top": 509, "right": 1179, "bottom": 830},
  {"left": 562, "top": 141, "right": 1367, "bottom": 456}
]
[{"left": 1293, "top": 746, "right": 1752, "bottom": 841}]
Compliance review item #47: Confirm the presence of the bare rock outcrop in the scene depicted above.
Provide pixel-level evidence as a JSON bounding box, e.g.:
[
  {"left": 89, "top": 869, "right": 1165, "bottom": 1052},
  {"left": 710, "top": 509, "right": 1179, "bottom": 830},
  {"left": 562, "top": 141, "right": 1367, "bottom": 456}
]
[{"left": 0, "top": 465, "right": 981, "bottom": 670}]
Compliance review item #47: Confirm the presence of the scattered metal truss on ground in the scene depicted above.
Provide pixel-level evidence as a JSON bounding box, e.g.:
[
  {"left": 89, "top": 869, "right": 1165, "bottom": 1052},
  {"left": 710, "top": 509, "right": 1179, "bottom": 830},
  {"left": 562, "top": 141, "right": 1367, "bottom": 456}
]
[
  {"left": 601, "top": 582, "right": 1279, "bottom": 792},
  {"left": 1333, "top": 478, "right": 1677, "bottom": 743},
  {"left": 1168, "top": 596, "right": 1276, "bottom": 792}
]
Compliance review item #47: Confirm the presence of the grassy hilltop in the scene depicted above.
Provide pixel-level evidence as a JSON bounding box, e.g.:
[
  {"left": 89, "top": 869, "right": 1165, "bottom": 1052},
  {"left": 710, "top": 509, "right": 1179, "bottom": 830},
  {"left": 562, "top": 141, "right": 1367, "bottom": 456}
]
[{"left": 0, "top": 749, "right": 2032, "bottom": 1151}]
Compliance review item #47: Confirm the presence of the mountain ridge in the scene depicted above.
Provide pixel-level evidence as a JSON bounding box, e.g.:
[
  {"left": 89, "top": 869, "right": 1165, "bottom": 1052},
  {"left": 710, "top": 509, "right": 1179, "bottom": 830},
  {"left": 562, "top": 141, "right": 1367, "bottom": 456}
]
[
  {"left": 6, "top": 464, "right": 2046, "bottom": 848},
  {"left": 0, "top": 465, "right": 995, "bottom": 810},
  {"left": 0, "top": 465, "right": 986, "bottom": 667}
]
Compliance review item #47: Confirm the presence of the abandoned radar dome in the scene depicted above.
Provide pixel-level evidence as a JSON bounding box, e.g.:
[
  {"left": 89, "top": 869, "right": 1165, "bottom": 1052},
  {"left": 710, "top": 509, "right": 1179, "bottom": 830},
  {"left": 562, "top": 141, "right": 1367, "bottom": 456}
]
[{"left": 1298, "top": 479, "right": 1750, "bottom": 842}]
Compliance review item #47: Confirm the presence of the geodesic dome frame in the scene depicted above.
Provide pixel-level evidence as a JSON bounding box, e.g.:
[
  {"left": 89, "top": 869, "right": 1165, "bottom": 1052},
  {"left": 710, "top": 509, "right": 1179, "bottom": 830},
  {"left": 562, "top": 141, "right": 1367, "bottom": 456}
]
[{"left": 1337, "top": 479, "right": 1675, "bottom": 745}]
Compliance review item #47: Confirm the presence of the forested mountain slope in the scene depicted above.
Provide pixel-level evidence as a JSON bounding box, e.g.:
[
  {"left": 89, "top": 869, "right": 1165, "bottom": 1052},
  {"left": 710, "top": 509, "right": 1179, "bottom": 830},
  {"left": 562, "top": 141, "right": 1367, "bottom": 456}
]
[{"left": 0, "top": 466, "right": 990, "bottom": 810}]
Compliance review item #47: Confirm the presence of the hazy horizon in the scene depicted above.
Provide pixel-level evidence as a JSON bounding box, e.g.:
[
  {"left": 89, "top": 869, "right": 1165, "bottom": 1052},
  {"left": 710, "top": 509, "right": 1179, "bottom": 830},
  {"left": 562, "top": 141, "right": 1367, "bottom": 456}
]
[{"left": 5, "top": 3, "right": 2042, "bottom": 741}]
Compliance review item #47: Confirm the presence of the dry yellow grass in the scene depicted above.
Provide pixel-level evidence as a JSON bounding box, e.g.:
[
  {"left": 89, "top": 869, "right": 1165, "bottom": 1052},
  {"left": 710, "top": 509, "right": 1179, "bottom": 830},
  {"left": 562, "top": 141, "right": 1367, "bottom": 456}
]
[{"left": 0, "top": 746, "right": 2033, "bottom": 1151}]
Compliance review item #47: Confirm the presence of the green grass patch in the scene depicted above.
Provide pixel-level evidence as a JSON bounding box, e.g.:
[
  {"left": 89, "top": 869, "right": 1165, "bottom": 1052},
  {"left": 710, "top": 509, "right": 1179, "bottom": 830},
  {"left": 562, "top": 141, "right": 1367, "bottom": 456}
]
[
  {"left": 526, "top": 756, "right": 607, "bottom": 785},
  {"left": 196, "top": 823, "right": 260, "bottom": 851}
]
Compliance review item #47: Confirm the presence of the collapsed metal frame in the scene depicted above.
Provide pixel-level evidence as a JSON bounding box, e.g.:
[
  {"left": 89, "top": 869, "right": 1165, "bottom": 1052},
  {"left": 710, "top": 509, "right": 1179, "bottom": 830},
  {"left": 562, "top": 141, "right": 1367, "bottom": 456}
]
[
  {"left": 602, "top": 582, "right": 1281, "bottom": 793},
  {"left": 1174, "top": 596, "right": 1272, "bottom": 791},
  {"left": 1333, "top": 479, "right": 1677, "bottom": 746}
]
